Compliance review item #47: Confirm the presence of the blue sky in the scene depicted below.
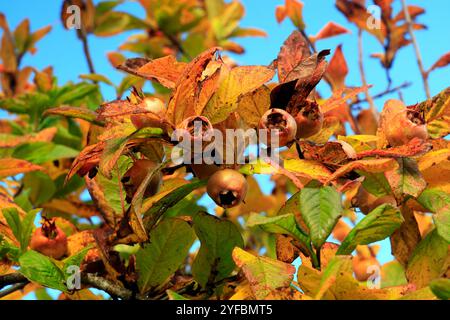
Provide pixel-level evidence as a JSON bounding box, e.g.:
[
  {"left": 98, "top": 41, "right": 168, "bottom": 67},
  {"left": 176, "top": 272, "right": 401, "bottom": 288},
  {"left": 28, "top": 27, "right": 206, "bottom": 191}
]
[
  {"left": 0, "top": 0, "right": 448, "bottom": 105},
  {"left": 0, "top": 0, "right": 448, "bottom": 298}
]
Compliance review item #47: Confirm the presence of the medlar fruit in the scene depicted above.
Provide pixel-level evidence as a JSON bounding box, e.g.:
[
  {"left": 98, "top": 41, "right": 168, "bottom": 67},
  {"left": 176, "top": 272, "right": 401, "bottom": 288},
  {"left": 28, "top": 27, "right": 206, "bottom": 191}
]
[
  {"left": 207, "top": 169, "right": 248, "bottom": 208},
  {"left": 380, "top": 99, "right": 428, "bottom": 147},
  {"left": 293, "top": 101, "right": 324, "bottom": 139},
  {"left": 259, "top": 108, "right": 297, "bottom": 147},
  {"left": 131, "top": 97, "right": 167, "bottom": 130},
  {"left": 122, "top": 159, "right": 162, "bottom": 203},
  {"left": 30, "top": 218, "right": 68, "bottom": 259},
  {"left": 352, "top": 255, "right": 380, "bottom": 282}
]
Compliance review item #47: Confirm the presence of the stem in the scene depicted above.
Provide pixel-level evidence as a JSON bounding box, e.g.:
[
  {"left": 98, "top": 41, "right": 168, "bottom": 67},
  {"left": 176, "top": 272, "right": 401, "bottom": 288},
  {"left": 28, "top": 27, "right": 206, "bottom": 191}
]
[
  {"left": 357, "top": 29, "right": 377, "bottom": 115},
  {"left": 80, "top": 31, "right": 96, "bottom": 74},
  {"left": 350, "top": 82, "right": 411, "bottom": 106},
  {"left": 400, "top": 0, "right": 430, "bottom": 99}
]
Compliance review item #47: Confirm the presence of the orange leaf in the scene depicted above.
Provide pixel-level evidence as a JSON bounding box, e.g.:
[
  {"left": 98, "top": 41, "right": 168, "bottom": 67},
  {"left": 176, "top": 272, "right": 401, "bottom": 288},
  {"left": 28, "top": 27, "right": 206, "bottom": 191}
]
[
  {"left": 428, "top": 52, "right": 450, "bottom": 74},
  {"left": 310, "top": 22, "right": 351, "bottom": 42},
  {"left": 167, "top": 47, "right": 222, "bottom": 125},
  {"left": 0, "top": 158, "right": 44, "bottom": 178},
  {"left": 326, "top": 44, "right": 348, "bottom": 90}
]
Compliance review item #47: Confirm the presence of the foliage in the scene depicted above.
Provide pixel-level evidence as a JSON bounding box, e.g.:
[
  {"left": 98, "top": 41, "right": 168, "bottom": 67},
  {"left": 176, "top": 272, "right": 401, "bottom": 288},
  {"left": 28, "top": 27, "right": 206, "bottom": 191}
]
[{"left": 0, "top": 0, "right": 449, "bottom": 301}]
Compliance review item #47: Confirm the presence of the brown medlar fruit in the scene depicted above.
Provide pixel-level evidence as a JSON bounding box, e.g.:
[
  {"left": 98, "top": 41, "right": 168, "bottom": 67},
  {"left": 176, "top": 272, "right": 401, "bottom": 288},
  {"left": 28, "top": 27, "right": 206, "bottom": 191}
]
[
  {"left": 380, "top": 99, "right": 428, "bottom": 147},
  {"left": 122, "top": 159, "right": 162, "bottom": 202},
  {"left": 294, "top": 101, "right": 324, "bottom": 139},
  {"left": 30, "top": 218, "right": 68, "bottom": 259},
  {"left": 259, "top": 108, "right": 297, "bottom": 147},
  {"left": 207, "top": 169, "right": 248, "bottom": 208}
]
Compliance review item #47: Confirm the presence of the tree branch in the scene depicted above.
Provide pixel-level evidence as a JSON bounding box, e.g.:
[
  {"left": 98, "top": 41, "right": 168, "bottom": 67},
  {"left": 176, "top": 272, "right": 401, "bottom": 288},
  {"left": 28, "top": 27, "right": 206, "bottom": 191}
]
[
  {"left": 400, "top": 0, "right": 430, "bottom": 99},
  {"left": 0, "top": 272, "right": 28, "bottom": 289},
  {"left": 0, "top": 282, "right": 28, "bottom": 298},
  {"left": 0, "top": 272, "right": 148, "bottom": 300}
]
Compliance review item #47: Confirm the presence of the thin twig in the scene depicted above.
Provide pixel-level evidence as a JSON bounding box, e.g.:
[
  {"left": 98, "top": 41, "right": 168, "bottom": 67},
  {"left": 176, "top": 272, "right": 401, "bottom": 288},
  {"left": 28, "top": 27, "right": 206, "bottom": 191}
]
[
  {"left": 350, "top": 82, "right": 411, "bottom": 106},
  {"left": 357, "top": 29, "right": 377, "bottom": 115},
  {"left": 80, "top": 31, "right": 96, "bottom": 75},
  {"left": 400, "top": 0, "right": 431, "bottom": 99},
  {"left": 381, "top": 14, "right": 393, "bottom": 90}
]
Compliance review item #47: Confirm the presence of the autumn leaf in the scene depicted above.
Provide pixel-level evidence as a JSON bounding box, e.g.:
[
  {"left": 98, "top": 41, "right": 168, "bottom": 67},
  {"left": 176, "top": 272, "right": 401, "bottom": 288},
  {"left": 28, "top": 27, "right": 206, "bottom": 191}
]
[
  {"left": 427, "top": 52, "right": 450, "bottom": 74},
  {"left": 202, "top": 65, "right": 274, "bottom": 124},
  {"left": 232, "top": 247, "right": 296, "bottom": 299},
  {"left": 236, "top": 85, "right": 271, "bottom": 127},
  {"left": 310, "top": 22, "right": 351, "bottom": 42},
  {"left": 0, "top": 158, "right": 44, "bottom": 179},
  {"left": 326, "top": 44, "right": 348, "bottom": 90},
  {"left": 118, "top": 55, "right": 187, "bottom": 89},
  {"left": 167, "top": 47, "right": 222, "bottom": 126}
]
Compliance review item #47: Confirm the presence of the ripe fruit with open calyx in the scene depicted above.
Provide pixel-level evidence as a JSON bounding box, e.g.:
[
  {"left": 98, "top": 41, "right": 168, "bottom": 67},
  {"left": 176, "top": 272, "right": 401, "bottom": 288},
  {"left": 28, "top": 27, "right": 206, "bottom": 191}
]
[
  {"left": 30, "top": 218, "right": 68, "bottom": 259},
  {"left": 178, "top": 115, "right": 213, "bottom": 144},
  {"left": 122, "top": 159, "right": 162, "bottom": 203},
  {"left": 259, "top": 108, "right": 297, "bottom": 147},
  {"left": 207, "top": 169, "right": 248, "bottom": 208},
  {"left": 293, "top": 100, "right": 324, "bottom": 139},
  {"left": 379, "top": 99, "right": 428, "bottom": 147}
]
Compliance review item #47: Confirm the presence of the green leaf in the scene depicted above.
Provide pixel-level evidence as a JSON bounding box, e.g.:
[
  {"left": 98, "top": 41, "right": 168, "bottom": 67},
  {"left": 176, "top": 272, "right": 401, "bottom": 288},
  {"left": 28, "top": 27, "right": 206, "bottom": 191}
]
[
  {"left": 246, "top": 213, "right": 309, "bottom": 247},
  {"left": 143, "top": 179, "right": 207, "bottom": 230},
  {"left": 192, "top": 212, "right": 243, "bottom": 288},
  {"left": 19, "top": 250, "right": 67, "bottom": 292},
  {"left": 166, "top": 289, "right": 189, "bottom": 300},
  {"left": 232, "top": 247, "right": 295, "bottom": 299},
  {"left": 380, "top": 260, "right": 408, "bottom": 288},
  {"left": 94, "top": 11, "right": 131, "bottom": 37},
  {"left": 360, "top": 172, "right": 392, "bottom": 197},
  {"left": 62, "top": 246, "right": 91, "bottom": 273},
  {"left": 406, "top": 229, "right": 448, "bottom": 289},
  {"left": 54, "top": 83, "right": 98, "bottom": 106},
  {"left": 12, "top": 142, "right": 79, "bottom": 164},
  {"left": 300, "top": 185, "right": 342, "bottom": 249},
  {"left": 136, "top": 218, "right": 195, "bottom": 293},
  {"left": 23, "top": 171, "right": 56, "bottom": 206},
  {"left": 429, "top": 278, "right": 450, "bottom": 300},
  {"left": 417, "top": 189, "right": 450, "bottom": 212},
  {"left": 337, "top": 204, "right": 404, "bottom": 255},
  {"left": 20, "top": 209, "right": 39, "bottom": 252},
  {"left": 3, "top": 208, "right": 22, "bottom": 243},
  {"left": 417, "top": 189, "right": 450, "bottom": 242}
]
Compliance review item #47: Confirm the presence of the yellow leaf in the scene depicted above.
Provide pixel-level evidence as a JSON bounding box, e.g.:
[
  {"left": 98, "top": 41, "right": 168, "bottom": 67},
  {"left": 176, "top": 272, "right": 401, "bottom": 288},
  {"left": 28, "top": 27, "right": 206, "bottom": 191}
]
[{"left": 202, "top": 65, "right": 274, "bottom": 124}]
